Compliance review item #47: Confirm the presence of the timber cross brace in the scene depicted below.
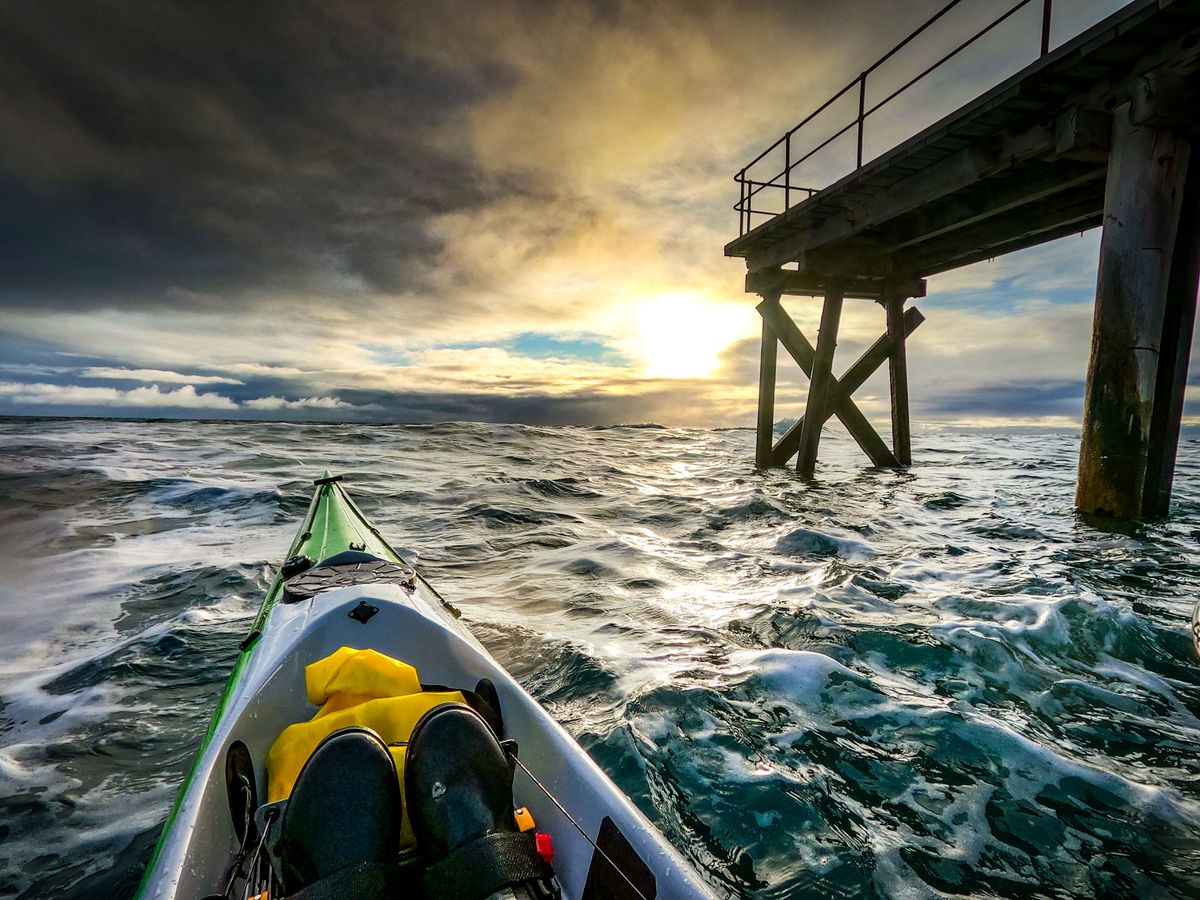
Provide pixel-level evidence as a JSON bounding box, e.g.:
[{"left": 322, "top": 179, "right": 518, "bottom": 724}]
[{"left": 751, "top": 269, "right": 926, "bottom": 475}]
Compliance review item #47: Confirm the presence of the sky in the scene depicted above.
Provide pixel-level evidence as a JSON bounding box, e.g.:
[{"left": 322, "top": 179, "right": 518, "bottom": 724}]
[{"left": 0, "top": 0, "right": 1193, "bottom": 428}]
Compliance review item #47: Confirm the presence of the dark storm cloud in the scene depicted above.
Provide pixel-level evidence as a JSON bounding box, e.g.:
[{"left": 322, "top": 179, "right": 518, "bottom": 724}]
[
  {"left": 0, "top": 1, "right": 505, "bottom": 309},
  {"left": 1, "top": 0, "right": 935, "bottom": 316}
]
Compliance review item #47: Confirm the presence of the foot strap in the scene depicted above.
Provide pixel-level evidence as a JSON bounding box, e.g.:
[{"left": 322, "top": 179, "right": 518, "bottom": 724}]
[{"left": 421, "top": 831, "right": 552, "bottom": 900}]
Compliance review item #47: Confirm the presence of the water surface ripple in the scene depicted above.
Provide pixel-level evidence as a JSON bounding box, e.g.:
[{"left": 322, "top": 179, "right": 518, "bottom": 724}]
[{"left": 2, "top": 418, "right": 1199, "bottom": 898}]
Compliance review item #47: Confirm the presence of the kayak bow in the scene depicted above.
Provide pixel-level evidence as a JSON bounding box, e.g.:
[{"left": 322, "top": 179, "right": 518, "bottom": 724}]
[{"left": 136, "top": 474, "right": 712, "bottom": 899}]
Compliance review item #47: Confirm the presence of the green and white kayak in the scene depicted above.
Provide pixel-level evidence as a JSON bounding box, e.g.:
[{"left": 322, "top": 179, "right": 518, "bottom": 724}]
[{"left": 136, "top": 474, "right": 712, "bottom": 899}]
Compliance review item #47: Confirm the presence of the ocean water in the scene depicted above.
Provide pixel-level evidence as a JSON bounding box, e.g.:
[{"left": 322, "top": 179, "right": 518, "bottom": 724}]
[{"left": 1, "top": 417, "right": 1199, "bottom": 899}]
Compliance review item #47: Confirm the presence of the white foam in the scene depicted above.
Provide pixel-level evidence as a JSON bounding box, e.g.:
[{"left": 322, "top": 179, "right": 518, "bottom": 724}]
[
  {"left": 729, "top": 647, "right": 865, "bottom": 695},
  {"left": 931, "top": 595, "right": 1073, "bottom": 643}
]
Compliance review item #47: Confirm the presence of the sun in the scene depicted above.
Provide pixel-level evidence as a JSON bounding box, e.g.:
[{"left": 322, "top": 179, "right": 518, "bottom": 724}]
[{"left": 631, "top": 293, "right": 749, "bottom": 379}]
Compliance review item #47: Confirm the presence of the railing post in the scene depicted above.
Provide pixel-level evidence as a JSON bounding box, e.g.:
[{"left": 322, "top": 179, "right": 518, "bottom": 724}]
[
  {"left": 784, "top": 133, "right": 792, "bottom": 212},
  {"left": 1041, "top": 0, "right": 1052, "bottom": 56},
  {"left": 739, "top": 172, "right": 747, "bottom": 236},
  {"left": 856, "top": 73, "right": 867, "bottom": 168}
]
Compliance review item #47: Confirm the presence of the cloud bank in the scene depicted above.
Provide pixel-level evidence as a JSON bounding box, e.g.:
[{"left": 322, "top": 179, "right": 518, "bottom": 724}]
[{"left": 0, "top": 381, "right": 238, "bottom": 410}]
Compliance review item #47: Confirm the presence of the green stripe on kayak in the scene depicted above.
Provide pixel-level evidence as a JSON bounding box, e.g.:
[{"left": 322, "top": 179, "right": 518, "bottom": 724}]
[{"left": 135, "top": 474, "right": 404, "bottom": 898}]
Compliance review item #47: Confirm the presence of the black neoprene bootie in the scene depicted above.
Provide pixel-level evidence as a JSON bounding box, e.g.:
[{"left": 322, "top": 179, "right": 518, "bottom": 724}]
[
  {"left": 405, "top": 704, "right": 556, "bottom": 900},
  {"left": 275, "top": 726, "right": 402, "bottom": 898}
]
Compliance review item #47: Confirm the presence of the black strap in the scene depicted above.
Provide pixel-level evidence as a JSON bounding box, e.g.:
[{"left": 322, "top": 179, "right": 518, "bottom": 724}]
[
  {"left": 286, "top": 860, "right": 399, "bottom": 899},
  {"left": 421, "top": 831, "right": 551, "bottom": 900}
]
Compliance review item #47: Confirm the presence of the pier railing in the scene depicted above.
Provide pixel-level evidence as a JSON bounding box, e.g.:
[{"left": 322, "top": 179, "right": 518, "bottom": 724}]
[{"left": 734, "top": 0, "right": 1056, "bottom": 237}]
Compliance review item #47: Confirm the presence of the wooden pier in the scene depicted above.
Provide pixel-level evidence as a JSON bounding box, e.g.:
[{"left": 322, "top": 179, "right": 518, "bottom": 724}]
[{"left": 726, "top": 0, "right": 1200, "bottom": 518}]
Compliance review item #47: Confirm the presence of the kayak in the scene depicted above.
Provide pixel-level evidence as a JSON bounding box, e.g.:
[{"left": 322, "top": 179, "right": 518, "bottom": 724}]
[{"left": 136, "top": 474, "right": 713, "bottom": 900}]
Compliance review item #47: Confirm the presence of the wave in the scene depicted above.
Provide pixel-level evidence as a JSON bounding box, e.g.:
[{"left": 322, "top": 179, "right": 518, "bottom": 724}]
[{"left": 1, "top": 420, "right": 1199, "bottom": 897}]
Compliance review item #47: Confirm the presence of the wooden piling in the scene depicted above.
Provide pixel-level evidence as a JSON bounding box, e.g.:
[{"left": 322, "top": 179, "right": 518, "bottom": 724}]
[
  {"left": 796, "top": 286, "right": 844, "bottom": 476},
  {"left": 1142, "top": 137, "right": 1200, "bottom": 517},
  {"left": 884, "top": 294, "right": 912, "bottom": 465},
  {"left": 755, "top": 293, "right": 780, "bottom": 468},
  {"left": 1076, "top": 104, "right": 1200, "bottom": 518}
]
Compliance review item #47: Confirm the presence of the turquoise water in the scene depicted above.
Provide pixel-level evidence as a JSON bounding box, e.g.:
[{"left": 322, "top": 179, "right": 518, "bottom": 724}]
[{"left": 1, "top": 418, "right": 1199, "bottom": 898}]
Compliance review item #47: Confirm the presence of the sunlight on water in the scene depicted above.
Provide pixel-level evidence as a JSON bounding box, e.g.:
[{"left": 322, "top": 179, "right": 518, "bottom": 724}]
[{"left": 1, "top": 418, "right": 1199, "bottom": 898}]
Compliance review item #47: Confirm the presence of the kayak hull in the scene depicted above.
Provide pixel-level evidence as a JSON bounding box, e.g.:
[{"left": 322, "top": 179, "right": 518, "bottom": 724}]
[{"left": 137, "top": 478, "right": 712, "bottom": 899}]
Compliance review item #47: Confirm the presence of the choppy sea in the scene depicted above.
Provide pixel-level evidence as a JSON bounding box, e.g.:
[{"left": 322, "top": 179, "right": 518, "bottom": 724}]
[{"left": 2, "top": 417, "right": 1200, "bottom": 899}]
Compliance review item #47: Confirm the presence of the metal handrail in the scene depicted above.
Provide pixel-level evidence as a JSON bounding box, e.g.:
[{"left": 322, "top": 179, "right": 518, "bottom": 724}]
[{"left": 734, "top": 0, "right": 1054, "bottom": 237}]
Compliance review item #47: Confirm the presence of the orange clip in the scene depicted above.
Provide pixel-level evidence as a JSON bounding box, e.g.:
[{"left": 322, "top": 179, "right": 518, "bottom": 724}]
[{"left": 513, "top": 806, "right": 536, "bottom": 832}]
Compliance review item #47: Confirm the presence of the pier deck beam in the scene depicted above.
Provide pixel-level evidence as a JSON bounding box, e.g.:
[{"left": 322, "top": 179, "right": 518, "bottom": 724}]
[{"left": 1076, "top": 103, "right": 1200, "bottom": 519}]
